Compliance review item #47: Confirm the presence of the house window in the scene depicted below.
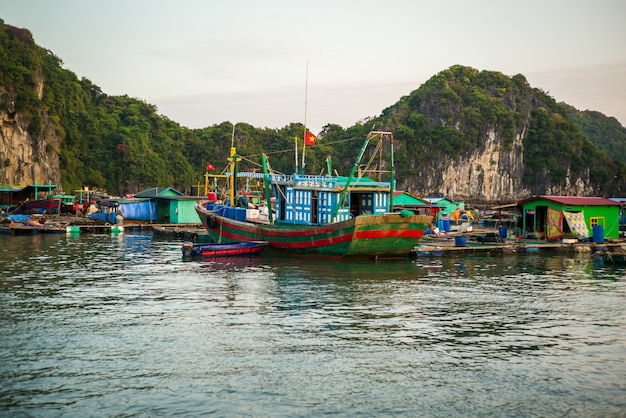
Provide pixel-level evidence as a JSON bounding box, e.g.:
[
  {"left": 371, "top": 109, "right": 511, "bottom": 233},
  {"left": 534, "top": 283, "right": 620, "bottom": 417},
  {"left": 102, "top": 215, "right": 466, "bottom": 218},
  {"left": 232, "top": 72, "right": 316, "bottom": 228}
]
[{"left": 590, "top": 217, "right": 604, "bottom": 227}]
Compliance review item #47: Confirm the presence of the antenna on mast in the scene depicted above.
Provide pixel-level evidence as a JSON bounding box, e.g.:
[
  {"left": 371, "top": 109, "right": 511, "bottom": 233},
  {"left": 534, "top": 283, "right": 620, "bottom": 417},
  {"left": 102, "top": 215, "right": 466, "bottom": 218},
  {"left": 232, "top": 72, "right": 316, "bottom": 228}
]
[
  {"left": 301, "top": 61, "right": 309, "bottom": 175},
  {"left": 230, "top": 123, "right": 235, "bottom": 148}
]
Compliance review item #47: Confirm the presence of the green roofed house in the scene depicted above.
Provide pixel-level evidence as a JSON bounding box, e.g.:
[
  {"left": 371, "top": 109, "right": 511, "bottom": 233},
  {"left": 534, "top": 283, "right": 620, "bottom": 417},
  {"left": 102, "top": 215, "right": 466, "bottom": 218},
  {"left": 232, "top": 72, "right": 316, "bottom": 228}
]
[
  {"left": 423, "top": 197, "right": 464, "bottom": 217},
  {"left": 518, "top": 195, "right": 621, "bottom": 241},
  {"left": 393, "top": 192, "right": 429, "bottom": 212},
  {"left": 131, "top": 187, "right": 201, "bottom": 224}
]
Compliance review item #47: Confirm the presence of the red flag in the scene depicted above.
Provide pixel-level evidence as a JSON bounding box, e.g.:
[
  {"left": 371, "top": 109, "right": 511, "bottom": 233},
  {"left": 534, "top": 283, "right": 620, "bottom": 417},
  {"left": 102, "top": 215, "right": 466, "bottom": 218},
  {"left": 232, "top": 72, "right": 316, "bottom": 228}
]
[
  {"left": 304, "top": 131, "right": 317, "bottom": 146},
  {"left": 206, "top": 162, "right": 215, "bottom": 171}
]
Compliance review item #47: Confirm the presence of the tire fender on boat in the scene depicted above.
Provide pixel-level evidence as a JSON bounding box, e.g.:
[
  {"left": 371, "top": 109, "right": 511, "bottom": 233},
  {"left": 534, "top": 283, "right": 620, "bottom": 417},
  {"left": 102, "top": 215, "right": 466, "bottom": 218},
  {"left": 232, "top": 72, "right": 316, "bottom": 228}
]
[{"left": 207, "top": 215, "right": 217, "bottom": 228}]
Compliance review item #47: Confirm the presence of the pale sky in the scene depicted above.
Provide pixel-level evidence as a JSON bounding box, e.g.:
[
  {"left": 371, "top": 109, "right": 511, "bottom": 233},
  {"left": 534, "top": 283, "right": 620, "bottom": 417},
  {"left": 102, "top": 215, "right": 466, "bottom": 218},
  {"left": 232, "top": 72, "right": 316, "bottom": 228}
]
[{"left": 3, "top": 0, "right": 625, "bottom": 134}]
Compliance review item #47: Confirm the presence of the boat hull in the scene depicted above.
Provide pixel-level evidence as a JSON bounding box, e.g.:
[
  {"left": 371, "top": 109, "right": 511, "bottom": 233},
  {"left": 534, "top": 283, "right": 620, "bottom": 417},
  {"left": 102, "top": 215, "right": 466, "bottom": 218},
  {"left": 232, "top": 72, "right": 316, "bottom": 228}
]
[
  {"left": 182, "top": 240, "right": 269, "bottom": 258},
  {"left": 196, "top": 202, "right": 431, "bottom": 258},
  {"left": 10, "top": 199, "right": 62, "bottom": 215}
]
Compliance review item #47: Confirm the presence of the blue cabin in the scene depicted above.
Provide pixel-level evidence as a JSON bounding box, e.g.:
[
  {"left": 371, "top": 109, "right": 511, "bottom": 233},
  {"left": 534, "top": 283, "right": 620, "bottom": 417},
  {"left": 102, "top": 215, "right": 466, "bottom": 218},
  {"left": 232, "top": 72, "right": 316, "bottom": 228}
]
[{"left": 270, "top": 174, "right": 392, "bottom": 225}]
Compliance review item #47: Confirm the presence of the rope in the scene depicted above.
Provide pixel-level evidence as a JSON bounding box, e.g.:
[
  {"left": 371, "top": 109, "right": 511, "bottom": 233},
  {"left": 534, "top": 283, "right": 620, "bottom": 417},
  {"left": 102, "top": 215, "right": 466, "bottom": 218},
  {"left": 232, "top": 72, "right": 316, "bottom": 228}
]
[{"left": 242, "top": 136, "right": 362, "bottom": 160}]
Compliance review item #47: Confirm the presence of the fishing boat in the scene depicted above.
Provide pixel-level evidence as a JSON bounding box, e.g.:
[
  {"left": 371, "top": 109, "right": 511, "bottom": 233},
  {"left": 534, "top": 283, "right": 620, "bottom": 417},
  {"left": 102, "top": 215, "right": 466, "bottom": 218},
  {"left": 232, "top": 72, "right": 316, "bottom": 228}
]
[
  {"left": 181, "top": 241, "right": 269, "bottom": 258},
  {"left": 9, "top": 198, "right": 62, "bottom": 215},
  {"left": 195, "top": 131, "right": 432, "bottom": 258}
]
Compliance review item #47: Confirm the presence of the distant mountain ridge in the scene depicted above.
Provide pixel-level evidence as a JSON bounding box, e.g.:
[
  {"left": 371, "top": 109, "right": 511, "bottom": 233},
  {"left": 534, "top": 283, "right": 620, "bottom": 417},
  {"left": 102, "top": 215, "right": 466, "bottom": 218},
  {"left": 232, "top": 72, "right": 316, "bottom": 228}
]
[
  {"left": 1, "top": 19, "right": 625, "bottom": 202},
  {"left": 363, "top": 65, "right": 626, "bottom": 201}
]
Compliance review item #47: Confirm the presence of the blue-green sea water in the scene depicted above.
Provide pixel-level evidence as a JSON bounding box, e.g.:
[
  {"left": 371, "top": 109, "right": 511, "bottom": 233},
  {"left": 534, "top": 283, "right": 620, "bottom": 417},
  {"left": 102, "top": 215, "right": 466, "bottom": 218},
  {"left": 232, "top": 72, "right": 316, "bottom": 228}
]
[{"left": 1, "top": 232, "right": 625, "bottom": 417}]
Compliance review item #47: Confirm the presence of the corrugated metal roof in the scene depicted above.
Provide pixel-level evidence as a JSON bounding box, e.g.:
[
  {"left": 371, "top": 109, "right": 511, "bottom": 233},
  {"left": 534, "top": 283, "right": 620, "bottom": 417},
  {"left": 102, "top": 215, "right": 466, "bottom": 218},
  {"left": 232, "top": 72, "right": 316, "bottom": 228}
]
[
  {"left": 393, "top": 192, "right": 427, "bottom": 206},
  {"left": 134, "top": 187, "right": 183, "bottom": 198},
  {"left": 518, "top": 195, "right": 621, "bottom": 206}
]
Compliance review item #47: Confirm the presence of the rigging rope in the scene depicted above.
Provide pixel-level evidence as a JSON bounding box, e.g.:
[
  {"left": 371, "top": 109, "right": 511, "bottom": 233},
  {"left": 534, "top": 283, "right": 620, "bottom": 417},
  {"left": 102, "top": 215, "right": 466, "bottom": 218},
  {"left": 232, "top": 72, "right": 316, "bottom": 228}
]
[{"left": 242, "top": 136, "right": 361, "bottom": 160}]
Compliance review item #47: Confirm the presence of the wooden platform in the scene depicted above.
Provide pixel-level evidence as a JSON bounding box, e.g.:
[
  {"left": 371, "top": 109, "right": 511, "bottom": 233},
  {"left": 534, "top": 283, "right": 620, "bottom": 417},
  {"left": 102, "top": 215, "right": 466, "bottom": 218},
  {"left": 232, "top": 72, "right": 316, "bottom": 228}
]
[
  {"left": 411, "top": 231, "right": 626, "bottom": 257},
  {"left": 151, "top": 225, "right": 211, "bottom": 242},
  {"left": 0, "top": 225, "right": 67, "bottom": 235},
  {"left": 0, "top": 224, "right": 125, "bottom": 235}
]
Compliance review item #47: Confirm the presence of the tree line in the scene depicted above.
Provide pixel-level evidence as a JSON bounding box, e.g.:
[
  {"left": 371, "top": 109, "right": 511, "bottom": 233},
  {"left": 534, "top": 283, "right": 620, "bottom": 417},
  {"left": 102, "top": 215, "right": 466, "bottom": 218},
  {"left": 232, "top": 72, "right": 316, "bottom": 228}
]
[{"left": 1, "top": 21, "right": 625, "bottom": 198}]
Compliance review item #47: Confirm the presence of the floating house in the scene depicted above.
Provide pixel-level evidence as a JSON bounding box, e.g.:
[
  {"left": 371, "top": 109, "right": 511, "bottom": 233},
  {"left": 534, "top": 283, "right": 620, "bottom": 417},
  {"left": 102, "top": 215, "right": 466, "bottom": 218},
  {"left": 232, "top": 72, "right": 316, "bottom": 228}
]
[
  {"left": 392, "top": 192, "right": 434, "bottom": 215},
  {"left": 91, "top": 187, "right": 202, "bottom": 224},
  {"left": 422, "top": 197, "right": 464, "bottom": 215},
  {"left": 0, "top": 183, "right": 58, "bottom": 213},
  {"left": 518, "top": 196, "right": 621, "bottom": 241},
  {"left": 610, "top": 198, "right": 626, "bottom": 236},
  {"left": 130, "top": 187, "right": 201, "bottom": 224}
]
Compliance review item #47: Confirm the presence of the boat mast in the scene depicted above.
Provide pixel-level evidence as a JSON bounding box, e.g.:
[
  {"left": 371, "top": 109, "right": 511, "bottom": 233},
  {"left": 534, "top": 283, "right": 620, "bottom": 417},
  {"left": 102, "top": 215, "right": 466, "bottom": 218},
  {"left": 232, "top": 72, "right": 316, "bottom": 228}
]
[
  {"left": 388, "top": 132, "right": 395, "bottom": 212},
  {"left": 294, "top": 136, "right": 298, "bottom": 174},
  {"left": 332, "top": 135, "right": 371, "bottom": 220},
  {"left": 301, "top": 61, "right": 309, "bottom": 175},
  {"left": 227, "top": 147, "right": 241, "bottom": 206},
  {"left": 331, "top": 131, "right": 395, "bottom": 219},
  {"left": 261, "top": 154, "right": 274, "bottom": 224}
]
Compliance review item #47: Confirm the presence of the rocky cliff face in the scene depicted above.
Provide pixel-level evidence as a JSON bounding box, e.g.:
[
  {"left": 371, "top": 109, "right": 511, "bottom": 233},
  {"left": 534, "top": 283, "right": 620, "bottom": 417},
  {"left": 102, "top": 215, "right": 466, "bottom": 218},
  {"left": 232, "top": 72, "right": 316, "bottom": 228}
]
[
  {"left": 400, "top": 125, "right": 595, "bottom": 203},
  {"left": 385, "top": 66, "right": 612, "bottom": 203},
  {"left": 0, "top": 81, "right": 62, "bottom": 189}
]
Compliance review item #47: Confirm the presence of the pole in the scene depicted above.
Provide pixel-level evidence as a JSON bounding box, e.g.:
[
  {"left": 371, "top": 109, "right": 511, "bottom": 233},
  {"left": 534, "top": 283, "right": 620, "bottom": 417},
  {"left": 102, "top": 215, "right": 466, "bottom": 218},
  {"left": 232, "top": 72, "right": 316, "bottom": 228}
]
[
  {"left": 262, "top": 154, "right": 273, "bottom": 224},
  {"left": 389, "top": 135, "right": 395, "bottom": 212},
  {"left": 228, "top": 147, "right": 240, "bottom": 206},
  {"left": 332, "top": 136, "right": 371, "bottom": 220},
  {"left": 230, "top": 122, "right": 235, "bottom": 148},
  {"left": 227, "top": 122, "right": 241, "bottom": 206},
  {"left": 301, "top": 61, "right": 308, "bottom": 175},
  {"left": 295, "top": 136, "right": 298, "bottom": 174}
]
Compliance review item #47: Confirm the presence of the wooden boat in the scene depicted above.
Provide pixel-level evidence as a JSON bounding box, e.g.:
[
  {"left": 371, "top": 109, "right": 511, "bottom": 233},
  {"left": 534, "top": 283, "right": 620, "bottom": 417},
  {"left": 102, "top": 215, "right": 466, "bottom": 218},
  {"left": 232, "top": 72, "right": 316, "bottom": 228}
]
[
  {"left": 9, "top": 198, "right": 62, "bottom": 215},
  {"left": 181, "top": 240, "right": 269, "bottom": 258},
  {"left": 195, "top": 131, "right": 432, "bottom": 258}
]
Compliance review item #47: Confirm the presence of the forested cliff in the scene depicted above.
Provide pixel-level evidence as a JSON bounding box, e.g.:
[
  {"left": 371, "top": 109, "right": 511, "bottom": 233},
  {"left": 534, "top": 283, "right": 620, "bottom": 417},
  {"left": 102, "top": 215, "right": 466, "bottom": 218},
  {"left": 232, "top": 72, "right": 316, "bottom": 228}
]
[
  {"left": 1, "top": 20, "right": 625, "bottom": 203},
  {"left": 372, "top": 66, "right": 625, "bottom": 201}
]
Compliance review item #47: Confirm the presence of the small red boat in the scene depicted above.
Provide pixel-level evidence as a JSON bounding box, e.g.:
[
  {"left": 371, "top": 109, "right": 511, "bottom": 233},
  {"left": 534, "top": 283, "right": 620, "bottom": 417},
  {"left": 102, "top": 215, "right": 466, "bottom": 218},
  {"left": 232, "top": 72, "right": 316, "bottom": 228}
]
[{"left": 182, "top": 241, "right": 269, "bottom": 258}]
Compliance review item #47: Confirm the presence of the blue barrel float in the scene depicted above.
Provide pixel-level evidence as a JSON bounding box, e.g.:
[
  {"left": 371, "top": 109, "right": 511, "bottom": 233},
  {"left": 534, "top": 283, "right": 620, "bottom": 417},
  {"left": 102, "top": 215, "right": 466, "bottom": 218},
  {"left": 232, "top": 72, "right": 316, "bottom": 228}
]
[
  {"left": 235, "top": 207, "right": 247, "bottom": 222},
  {"left": 592, "top": 225, "right": 604, "bottom": 243},
  {"left": 455, "top": 236, "right": 467, "bottom": 247},
  {"left": 443, "top": 219, "right": 451, "bottom": 233},
  {"left": 499, "top": 227, "right": 507, "bottom": 238}
]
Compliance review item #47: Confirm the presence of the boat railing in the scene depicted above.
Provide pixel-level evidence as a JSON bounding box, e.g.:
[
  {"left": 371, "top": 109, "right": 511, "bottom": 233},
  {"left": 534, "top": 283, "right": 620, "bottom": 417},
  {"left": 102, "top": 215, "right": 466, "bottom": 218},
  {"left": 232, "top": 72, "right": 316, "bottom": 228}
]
[
  {"left": 293, "top": 175, "right": 337, "bottom": 189},
  {"left": 224, "top": 171, "right": 293, "bottom": 184}
]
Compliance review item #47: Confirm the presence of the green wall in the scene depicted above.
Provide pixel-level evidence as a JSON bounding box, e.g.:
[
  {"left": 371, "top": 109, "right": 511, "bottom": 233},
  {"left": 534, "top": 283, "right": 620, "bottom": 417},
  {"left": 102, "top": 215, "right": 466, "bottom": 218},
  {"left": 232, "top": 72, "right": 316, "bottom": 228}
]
[{"left": 521, "top": 200, "right": 620, "bottom": 239}]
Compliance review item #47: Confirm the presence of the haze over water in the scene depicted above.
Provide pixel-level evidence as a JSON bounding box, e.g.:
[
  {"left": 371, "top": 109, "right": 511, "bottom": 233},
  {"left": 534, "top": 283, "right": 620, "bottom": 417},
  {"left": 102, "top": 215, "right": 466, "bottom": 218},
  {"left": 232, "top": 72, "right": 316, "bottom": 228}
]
[{"left": 1, "top": 233, "right": 625, "bottom": 416}]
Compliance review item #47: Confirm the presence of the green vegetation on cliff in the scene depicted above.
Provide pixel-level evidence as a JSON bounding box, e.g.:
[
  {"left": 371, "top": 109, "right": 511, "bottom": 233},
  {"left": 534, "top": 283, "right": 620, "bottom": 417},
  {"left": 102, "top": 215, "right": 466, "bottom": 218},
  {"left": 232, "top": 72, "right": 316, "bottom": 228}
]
[
  {"left": 370, "top": 65, "right": 624, "bottom": 195},
  {"left": 1, "top": 20, "right": 625, "bottom": 198}
]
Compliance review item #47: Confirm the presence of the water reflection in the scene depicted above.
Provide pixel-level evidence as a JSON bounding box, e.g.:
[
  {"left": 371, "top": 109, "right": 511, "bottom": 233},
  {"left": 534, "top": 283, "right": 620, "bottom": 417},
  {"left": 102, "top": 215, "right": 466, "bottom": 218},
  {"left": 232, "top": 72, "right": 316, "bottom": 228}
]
[{"left": 1, "top": 233, "right": 625, "bottom": 416}]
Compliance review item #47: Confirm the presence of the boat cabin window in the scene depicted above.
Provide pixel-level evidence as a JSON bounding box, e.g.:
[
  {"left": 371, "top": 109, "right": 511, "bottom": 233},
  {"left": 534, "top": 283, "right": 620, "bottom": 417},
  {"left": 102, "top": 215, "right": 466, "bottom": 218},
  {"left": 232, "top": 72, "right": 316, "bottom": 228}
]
[
  {"left": 350, "top": 192, "right": 374, "bottom": 216},
  {"left": 311, "top": 191, "right": 318, "bottom": 224}
]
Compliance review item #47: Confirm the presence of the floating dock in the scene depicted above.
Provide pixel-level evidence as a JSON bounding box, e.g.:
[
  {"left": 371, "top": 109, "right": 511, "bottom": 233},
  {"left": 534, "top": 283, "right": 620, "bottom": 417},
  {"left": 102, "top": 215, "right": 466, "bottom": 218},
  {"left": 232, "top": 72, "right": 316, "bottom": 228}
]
[
  {"left": 151, "top": 225, "right": 211, "bottom": 242},
  {"left": 411, "top": 230, "right": 625, "bottom": 257},
  {"left": 0, "top": 224, "right": 125, "bottom": 235}
]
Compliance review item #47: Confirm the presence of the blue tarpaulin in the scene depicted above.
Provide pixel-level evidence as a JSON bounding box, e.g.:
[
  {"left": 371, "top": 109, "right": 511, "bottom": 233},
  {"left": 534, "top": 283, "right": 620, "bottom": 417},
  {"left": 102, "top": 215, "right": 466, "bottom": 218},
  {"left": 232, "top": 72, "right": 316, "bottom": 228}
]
[
  {"left": 6, "top": 214, "right": 31, "bottom": 222},
  {"left": 118, "top": 199, "right": 157, "bottom": 222}
]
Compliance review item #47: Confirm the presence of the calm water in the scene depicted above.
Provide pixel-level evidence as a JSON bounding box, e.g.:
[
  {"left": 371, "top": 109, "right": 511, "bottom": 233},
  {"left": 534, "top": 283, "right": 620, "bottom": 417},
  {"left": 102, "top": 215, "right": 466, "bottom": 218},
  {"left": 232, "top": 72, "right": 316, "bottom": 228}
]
[{"left": 1, "top": 232, "right": 625, "bottom": 417}]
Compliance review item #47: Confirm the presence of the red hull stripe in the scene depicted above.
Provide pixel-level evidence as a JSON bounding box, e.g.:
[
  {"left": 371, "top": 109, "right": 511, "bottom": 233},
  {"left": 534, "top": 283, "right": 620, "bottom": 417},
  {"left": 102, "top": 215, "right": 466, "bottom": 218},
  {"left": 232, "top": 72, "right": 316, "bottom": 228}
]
[
  {"left": 354, "top": 229, "right": 424, "bottom": 239},
  {"left": 260, "top": 226, "right": 336, "bottom": 237},
  {"left": 200, "top": 247, "right": 264, "bottom": 257},
  {"left": 207, "top": 220, "right": 425, "bottom": 250}
]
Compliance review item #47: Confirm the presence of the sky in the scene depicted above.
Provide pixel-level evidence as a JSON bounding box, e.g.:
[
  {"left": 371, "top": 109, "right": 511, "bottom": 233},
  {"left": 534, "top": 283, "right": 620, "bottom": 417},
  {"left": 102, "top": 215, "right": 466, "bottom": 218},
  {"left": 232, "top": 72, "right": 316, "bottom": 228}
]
[{"left": 2, "top": 0, "right": 625, "bottom": 134}]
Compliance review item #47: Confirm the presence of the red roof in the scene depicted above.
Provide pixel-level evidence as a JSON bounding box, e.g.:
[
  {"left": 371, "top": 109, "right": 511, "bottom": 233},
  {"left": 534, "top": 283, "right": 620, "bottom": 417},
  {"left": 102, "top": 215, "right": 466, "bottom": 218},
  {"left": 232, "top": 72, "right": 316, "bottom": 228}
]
[{"left": 518, "top": 195, "right": 621, "bottom": 206}]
